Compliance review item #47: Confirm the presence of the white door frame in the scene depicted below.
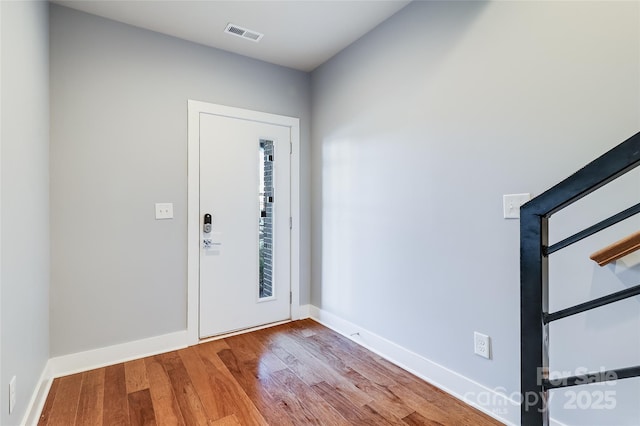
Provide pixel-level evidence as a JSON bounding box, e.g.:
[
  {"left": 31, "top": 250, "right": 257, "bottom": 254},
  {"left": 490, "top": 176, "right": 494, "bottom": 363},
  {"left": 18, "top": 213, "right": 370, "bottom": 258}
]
[{"left": 187, "top": 100, "right": 301, "bottom": 345}]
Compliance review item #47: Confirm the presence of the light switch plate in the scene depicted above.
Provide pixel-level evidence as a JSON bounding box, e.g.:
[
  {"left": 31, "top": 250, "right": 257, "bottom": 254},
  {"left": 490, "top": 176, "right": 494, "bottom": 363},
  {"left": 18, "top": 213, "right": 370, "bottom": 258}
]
[
  {"left": 155, "top": 203, "right": 174, "bottom": 220},
  {"left": 503, "top": 193, "right": 531, "bottom": 219},
  {"left": 9, "top": 376, "right": 16, "bottom": 414}
]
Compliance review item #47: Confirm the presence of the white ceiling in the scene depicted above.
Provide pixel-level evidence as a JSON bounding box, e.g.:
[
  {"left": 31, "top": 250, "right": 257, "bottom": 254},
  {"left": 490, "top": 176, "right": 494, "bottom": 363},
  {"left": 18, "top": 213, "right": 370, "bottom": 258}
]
[{"left": 52, "top": 0, "right": 411, "bottom": 72}]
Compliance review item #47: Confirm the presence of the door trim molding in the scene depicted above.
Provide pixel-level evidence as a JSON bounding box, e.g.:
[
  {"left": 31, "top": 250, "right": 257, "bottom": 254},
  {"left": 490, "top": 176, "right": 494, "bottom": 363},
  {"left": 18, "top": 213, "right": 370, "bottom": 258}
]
[{"left": 187, "top": 100, "right": 301, "bottom": 344}]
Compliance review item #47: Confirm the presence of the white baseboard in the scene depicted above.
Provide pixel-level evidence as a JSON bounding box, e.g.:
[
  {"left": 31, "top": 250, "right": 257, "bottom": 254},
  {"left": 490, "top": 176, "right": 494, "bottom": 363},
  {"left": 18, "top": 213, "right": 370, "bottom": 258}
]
[
  {"left": 297, "top": 304, "right": 311, "bottom": 319},
  {"left": 22, "top": 330, "right": 190, "bottom": 426},
  {"left": 21, "top": 362, "right": 52, "bottom": 426},
  {"left": 309, "top": 305, "right": 520, "bottom": 426},
  {"left": 48, "top": 330, "right": 190, "bottom": 378}
]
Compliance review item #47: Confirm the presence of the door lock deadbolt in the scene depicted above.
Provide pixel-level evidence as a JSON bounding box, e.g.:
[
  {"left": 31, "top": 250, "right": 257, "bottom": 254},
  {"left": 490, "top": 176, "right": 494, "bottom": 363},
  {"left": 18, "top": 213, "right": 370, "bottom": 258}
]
[{"left": 203, "top": 213, "right": 212, "bottom": 233}]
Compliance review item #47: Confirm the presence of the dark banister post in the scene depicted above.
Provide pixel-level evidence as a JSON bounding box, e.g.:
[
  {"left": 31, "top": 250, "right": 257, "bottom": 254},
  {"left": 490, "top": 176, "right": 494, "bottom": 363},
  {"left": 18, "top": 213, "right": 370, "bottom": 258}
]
[
  {"left": 521, "top": 207, "right": 549, "bottom": 426},
  {"left": 518, "top": 131, "right": 640, "bottom": 425}
]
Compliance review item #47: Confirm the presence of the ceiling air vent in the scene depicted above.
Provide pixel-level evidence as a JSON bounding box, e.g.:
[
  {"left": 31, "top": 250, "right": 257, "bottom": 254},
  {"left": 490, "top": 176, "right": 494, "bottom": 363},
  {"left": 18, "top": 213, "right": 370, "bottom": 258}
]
[{"left": 224, "top": 23, "right": 264, "bottom": 43}]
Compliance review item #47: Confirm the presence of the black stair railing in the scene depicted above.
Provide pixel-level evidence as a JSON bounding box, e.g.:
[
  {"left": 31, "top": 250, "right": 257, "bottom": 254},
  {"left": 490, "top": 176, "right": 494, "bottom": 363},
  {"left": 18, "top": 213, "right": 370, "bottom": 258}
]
[{"left": 520, "top": 131, "right": 640, "bottom": 425}]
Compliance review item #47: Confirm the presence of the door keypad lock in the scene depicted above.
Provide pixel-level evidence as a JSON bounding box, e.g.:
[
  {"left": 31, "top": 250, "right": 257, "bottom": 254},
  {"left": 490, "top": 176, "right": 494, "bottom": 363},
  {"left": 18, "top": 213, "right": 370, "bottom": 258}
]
[{"left": 203, "top": 213, "right": 212, "bottom": 233}]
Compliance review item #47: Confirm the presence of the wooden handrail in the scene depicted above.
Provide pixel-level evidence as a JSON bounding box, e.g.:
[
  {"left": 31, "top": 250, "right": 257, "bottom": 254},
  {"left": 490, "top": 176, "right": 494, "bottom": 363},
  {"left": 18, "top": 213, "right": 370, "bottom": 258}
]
[{"left": 590, "top": 230, "right": 640, "bottom": 266}]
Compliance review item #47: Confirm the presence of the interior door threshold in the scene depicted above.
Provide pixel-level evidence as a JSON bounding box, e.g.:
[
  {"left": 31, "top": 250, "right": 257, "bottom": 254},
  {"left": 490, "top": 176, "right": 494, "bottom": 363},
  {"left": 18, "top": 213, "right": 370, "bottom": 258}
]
[{"left": 199, "top": 319, "right": 291, "bottom": 343}]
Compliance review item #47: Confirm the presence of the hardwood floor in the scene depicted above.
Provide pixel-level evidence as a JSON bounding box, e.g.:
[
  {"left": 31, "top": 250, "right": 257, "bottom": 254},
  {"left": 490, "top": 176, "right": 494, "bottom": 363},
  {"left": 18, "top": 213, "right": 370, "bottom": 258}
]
[{"left": 39, "top": 319, "right": 502, "bottom": 425}]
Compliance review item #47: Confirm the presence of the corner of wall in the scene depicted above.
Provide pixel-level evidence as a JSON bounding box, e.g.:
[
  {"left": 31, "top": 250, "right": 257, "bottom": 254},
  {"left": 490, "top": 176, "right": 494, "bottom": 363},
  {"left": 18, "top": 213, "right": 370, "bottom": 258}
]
[{"left": 1, "top": 0, "right": 51, "bottom": 424}]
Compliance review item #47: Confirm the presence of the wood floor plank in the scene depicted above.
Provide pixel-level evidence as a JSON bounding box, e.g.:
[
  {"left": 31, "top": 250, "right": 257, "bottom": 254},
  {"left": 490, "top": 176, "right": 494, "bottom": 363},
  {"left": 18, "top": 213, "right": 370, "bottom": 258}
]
[
  {"left": 283, "top": 324, "right": 353, "bottom": 376},
  {"left": 210, "top": 414, "right": 242, "bottom": 426},
  {"left": 292, "top": 321, "right": 399, "bottom": 387},
  {"left": 375, "top": 354, "right": 436, "bottom": 390},
  {"left": 362, "top": 403, "right": 408, "bottom": 426},
  {"left": 366, "top": 351, "right": 494, "bottom": 425},
  {"left": 226, "top": 330, "right": 288, "bottom": 374},
  {"left": 286, "top": 320, "right": 416, "bottom": 423},
  {"left": 198, "top": 338, "right": 231, "bottom": 353},
  {"left": 402, "top": 410, "right": 446, "bottom": 426},
  {"left": 195, "top": 342, "right": 269, "bottom": 425},
  {"left": 37, "top": 378, "right": 59, "bottom": 425},
  {"left": 124, "top": 359, "right": 150, "bottom": 394},
  {"left": 38, "top": 320, "right": 502, "bottom": 426},
  {"left": 156, "top": 351, "right": 209, "bottom": 425},
  {"left": 311, "top": 380, "right": 394, "bottom": 425},
  {"left": 102, "top": 364, "right": 129, "bottom": 426},
  {"left": 344, "top": 367, "right": 414, "bottom": 420},
  {"left": 128, "top": 389, "right": 157, "bottom": 426},
  {"left": 257, "top": 327, "right": 375, "bottom": 407},
  {"left": 178, "top": 346, "right": 225, "bottom": 421},
  {"left": 222, "top": 332, "right": 258, "bottom": 361},
  {"left": 394, "top": 374, "right": 497, "bottom": 426},
  {"left": 144, "top": 355, "right": 186, "bottom": 426},
  {"left": 269, "top": 368, "right": 350, "bottom": 425},
  {"left": 214, "top": 346, "right": 294, "bottom": 426},
  {"left": 252, "top": 329, "right": 326, "bottom": 386},
  {"left": 46, "top": 372, "right": 83, "bottom": 425},
  {"left": 76, "top": 369, "right": 105, "bottom": 426},
  {"left": 389, "top": 383, "right": 477, "bottom": 425}
]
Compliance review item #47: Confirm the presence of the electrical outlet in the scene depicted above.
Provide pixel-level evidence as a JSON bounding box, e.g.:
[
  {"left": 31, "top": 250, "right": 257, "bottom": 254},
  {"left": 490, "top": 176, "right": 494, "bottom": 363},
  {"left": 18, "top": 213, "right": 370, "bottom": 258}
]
[
  {"left": 474, "top": 332, "right": 491, "bottom": 359},
  {"left": 9, "top": 376, "right": 16, "bottom": 414}
]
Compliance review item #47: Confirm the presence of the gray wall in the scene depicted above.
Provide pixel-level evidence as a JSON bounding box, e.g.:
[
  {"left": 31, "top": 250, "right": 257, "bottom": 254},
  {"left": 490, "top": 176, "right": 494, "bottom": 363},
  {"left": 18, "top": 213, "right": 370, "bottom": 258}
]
[
  {"left": 1, "top": 1, "right": 50, "bottom": 424},
  {"left": 311, "top": 1, "right": 640, "bottom": 424},
  {"left": 50, "top": 4, "right": 311, "bottom": 356}
]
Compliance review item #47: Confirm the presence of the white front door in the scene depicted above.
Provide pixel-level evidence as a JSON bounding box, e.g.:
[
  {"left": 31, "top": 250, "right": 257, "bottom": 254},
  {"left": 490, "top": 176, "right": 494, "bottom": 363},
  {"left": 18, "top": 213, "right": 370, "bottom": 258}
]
[{"left": 199, "top": 112, "right": 291, "bottom": 338}]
